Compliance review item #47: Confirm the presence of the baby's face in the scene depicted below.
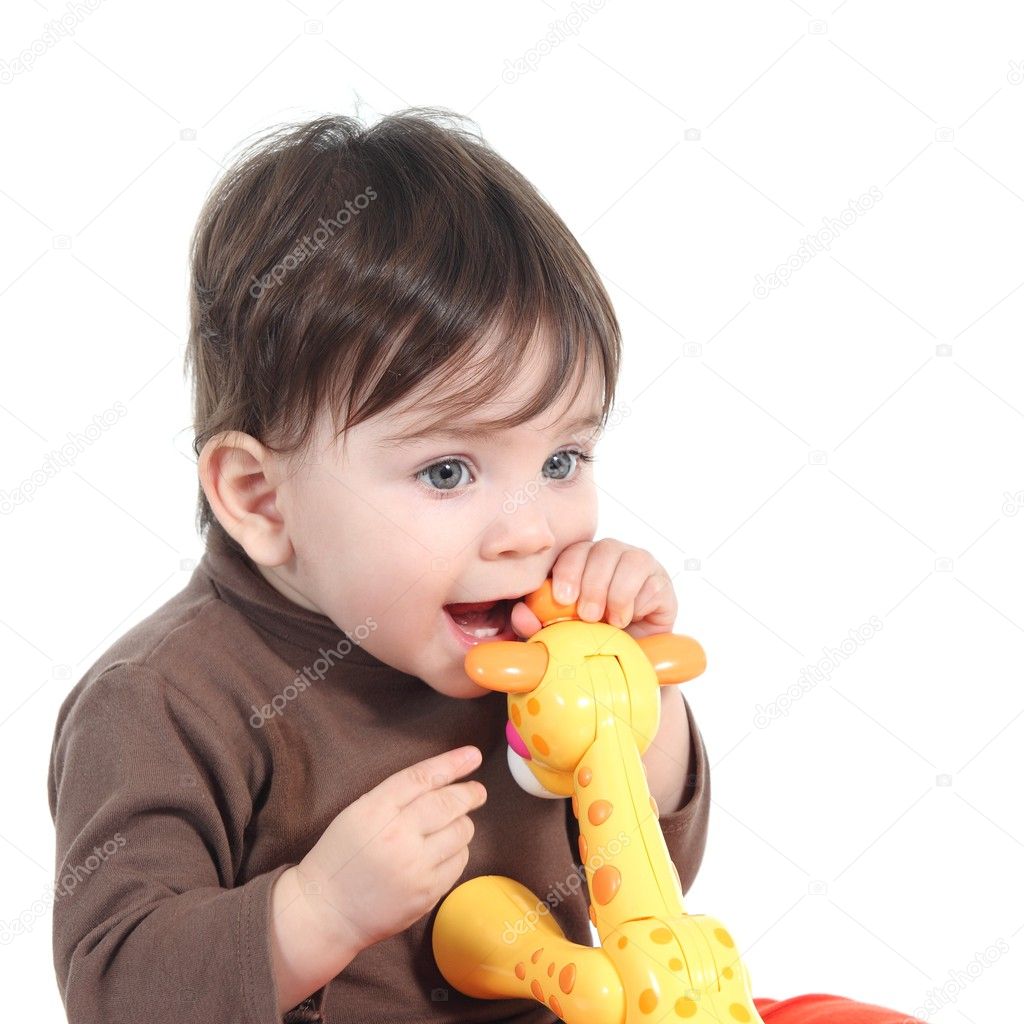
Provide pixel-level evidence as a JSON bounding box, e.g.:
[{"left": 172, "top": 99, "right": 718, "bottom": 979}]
[{"left": 263, "top": 354, "right": 603, "bottom": 698}]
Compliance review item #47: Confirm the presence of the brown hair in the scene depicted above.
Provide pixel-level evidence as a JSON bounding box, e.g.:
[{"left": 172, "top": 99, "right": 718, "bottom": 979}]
[{"left": 185, "top": 107, "right": 621, "bottom": 549}]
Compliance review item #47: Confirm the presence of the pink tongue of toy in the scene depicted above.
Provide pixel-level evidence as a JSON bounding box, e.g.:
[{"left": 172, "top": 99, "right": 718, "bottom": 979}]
[{"left": 505, "top": 719, "right": 531, "bottom": 759}]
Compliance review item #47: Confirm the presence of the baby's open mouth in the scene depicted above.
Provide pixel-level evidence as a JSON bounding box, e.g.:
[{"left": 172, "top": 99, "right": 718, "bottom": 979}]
[{"left": 443, "top": 599, "right": 515, "bottom": 639}]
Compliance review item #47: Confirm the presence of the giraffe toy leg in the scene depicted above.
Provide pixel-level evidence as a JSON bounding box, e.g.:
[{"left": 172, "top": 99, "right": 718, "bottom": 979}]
[{"left": 432, "top": 875, "right": 625, "bottom": 1024}]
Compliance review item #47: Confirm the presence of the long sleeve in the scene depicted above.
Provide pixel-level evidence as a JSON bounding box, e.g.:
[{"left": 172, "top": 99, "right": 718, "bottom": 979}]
[
  {"left": 47, "top": 662, "right": 300, "bottom": 1023},
  {"left": 654, "top": 688, "right": 711, "bottom": 896}
]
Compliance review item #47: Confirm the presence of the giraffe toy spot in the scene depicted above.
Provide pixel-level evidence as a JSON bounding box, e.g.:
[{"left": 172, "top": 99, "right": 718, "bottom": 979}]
[
  {"left": 549, "top": 994, "right": 563, "bottom": 1017},
  {"left": 675, "top": 997, "right": 698, "bottom": 1017},
  {"left": 592, "top": 864, "right": 621, "bottom": 905},
  {"left": 588, "top": 799, "right": 613, "bottom": 825},
  {"left": 526, "top": 697, "right": 540, "bottom": 715},
  {"left": 532, "top": 733, "right": 550, "bottom": 756},
  {"left": 669, "top": 958, "right": 682, "bottom": 971},
  {"left": 639, "top": 988, "right": 658, "bottom": 1013},
  {"left": 650, "top": 926, "right": 672, "bottom": 944},
  {"left": 714, "top": 927, "right": 734, "bottom": 948},
  {"left": 510, "top": 703, "right": 521, "bottom": 727},
  {"left": 531, "top": 947, "right": 544, "bottom": 963},
  {"left": 530, "top": 980, "right": 544, "bottom": 1002},
  {"left": 514, "top": 962, "right": 525, "bottom": 980},
  {"left": 578, "top": 834, "right": 588, "bottom": 864},
  {"left": 558, "top": 963, "right": 576, "bottom": 994},
  {"left": 547, "top": 962, "right": 554, "bottom": 977},
  {"left": 729, "top": 1004, "right": 751, "bottom": 1022},
  {"left": 578, "top": 764, "right": 593, "bottom": 787}
]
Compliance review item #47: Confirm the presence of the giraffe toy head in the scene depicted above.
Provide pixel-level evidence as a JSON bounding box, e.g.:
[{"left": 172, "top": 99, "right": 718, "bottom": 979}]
[{"left": 465, "top": 579, "right": 707, "bottom": 799}]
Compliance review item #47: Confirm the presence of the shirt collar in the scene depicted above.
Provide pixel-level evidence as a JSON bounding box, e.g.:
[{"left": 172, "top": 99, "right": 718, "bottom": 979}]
[{"left": 198, "top": 525, "right": 390, "bottom": 670}]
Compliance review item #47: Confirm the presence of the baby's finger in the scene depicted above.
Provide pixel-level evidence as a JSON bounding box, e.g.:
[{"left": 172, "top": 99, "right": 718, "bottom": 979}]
[
  {"left": 549, "top": 541, "right": 594, "bottom": 604},
  {"left": 510, "top": 600, "right": 543, "bottom": 638},
  {"left": 381, "top": 746, "right": 482, "bottom": 811},
  {"left": 408, "top": 780, "right": 487, "bottom": 837},
  {"left": 423, "top": 813, "right": 476, "bottom": 865},
  {"left": 433, "top": 845, "right": 472, "bottom": 889},
  {"left": 605, "top": 550, "right": 660, "bottom": 628},
  {"left": 576, "top": 542, "right": 628, "bottom": 622},
  {"left": 631, "top": 571, "right": 677, "bottom": 626}
]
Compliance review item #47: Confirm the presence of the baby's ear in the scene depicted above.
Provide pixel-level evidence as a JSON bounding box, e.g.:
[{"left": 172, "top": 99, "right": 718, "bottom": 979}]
[{"left": 198, "top": 430, "right": 293, "bottom": 566}]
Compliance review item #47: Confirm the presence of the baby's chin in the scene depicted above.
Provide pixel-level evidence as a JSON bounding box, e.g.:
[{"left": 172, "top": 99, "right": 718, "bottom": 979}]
[
  {"left": 419, "top": 665, "right": 493, "bottom": 700},
  {"left": 411, "top": 651, "right": 495, "bottom": 700}
]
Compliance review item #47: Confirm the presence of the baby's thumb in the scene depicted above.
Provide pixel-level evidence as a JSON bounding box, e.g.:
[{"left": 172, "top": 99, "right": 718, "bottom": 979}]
[{"left": 510, "top": 600, "right": 543, "bottom": 639}]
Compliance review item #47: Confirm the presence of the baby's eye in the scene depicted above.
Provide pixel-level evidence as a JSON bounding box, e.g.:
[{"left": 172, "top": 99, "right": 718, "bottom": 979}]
[
  {"left": 415, "top": 449, "right": 594, "bottom": 497},
  {"left": 418, "top": 458, "right": 472, "bottom": 493},
  {"left": 545, "top": 449, "right": 590, "bottom": 481}
]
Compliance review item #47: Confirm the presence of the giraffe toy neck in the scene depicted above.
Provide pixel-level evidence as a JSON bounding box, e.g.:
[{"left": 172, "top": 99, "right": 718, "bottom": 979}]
[{"left": 573, "top": 651, "right": 687, "bottom": 940}]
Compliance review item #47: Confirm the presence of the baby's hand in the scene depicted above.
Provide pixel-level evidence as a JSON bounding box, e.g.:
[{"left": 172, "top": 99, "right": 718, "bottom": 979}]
[
  {"left": 511, "top": 539, "right": 678, "bottom": 640},
  {"left": 292, "top": 745, "right": 486, "bottom": 953}
]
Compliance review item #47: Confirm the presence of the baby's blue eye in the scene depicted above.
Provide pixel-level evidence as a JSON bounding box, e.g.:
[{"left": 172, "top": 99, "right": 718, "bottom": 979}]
[
  {"left": 416, "top": 449, "right": 594, "bottom": 496},
  {"left": 545, "top": 450, "right": 578, "bottom": 481},
  {"left": 420, "top": 459, "right": 471, "bottom": 492}
]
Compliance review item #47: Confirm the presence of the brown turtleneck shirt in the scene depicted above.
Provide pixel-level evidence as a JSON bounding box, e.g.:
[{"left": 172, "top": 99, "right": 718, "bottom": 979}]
[{"left": 48, "top": 526, "right": 711, "bottom": 1023}]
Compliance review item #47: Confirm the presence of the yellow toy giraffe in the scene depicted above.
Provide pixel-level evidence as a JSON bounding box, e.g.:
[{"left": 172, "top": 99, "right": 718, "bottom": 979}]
[{"left": 432, "top": 579, "right": 764, "bottom": 1023}]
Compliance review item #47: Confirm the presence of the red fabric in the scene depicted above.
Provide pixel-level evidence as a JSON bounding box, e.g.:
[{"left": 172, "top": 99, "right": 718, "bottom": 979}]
[{"left": 753, "top": 993, "right": 923, "bottom": 1023}]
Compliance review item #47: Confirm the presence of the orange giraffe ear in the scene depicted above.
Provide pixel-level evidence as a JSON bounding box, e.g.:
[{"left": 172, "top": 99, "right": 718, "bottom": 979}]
[
  {"left": 523, "top": 579, "right": 577, "bottom": 626},
  {"left": 636, "top": 634, "right": 707, "bottom": 685},
  {"left": 464, "top": 641, "right": 549, "bottom": 694}
]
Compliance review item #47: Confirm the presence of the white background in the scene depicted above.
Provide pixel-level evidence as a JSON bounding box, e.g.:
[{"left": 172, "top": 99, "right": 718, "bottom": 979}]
[{"left": 2, "top": 1, "right": 1022, "bottom": 1020}]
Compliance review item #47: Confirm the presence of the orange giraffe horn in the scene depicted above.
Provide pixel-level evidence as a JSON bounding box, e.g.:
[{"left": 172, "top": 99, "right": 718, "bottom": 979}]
[
  {"left": 635, "top": 633, "right": 707, "bottom": 685},
  {"left": 465, "top": 641, "right": 548, "bottom": 694}
]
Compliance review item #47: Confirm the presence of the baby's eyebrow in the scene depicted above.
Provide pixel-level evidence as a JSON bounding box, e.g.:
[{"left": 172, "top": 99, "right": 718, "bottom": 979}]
[{"left": 374, "top": 412, "right": 603, "bottom": 449}]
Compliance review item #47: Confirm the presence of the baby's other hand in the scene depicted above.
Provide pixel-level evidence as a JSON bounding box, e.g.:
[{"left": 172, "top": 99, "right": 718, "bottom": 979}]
[
  {"left": 293, "top": 745, "right": 487, "bottom": 953},
  {"left": 510, "top": 539, "right": 677, "bottom": 641}
]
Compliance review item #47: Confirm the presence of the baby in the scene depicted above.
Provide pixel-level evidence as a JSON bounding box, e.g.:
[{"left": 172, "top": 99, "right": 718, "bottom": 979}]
[{"left": 48, "top": 109, "right": 708, "bottom": 1023}]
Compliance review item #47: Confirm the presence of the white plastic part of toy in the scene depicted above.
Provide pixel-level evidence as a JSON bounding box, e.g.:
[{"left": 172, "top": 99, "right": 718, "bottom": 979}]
[{"left": 506, "top": 744, "right": 562, "bottom": 799}]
